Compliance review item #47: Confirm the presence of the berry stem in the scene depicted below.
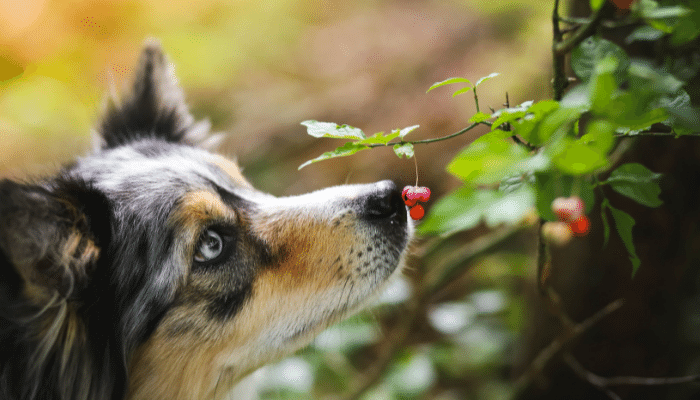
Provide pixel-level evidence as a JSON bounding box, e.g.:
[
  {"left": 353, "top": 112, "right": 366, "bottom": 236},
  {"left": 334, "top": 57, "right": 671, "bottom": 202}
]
[{"left": 414, "top": 152, "right": 419, "bottom": 187}]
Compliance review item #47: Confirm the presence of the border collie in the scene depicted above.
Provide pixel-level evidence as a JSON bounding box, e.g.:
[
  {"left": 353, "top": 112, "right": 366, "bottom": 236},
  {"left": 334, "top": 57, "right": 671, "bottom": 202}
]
[{"left": 0, "top": 39, "right": 413, "bottom": 400}]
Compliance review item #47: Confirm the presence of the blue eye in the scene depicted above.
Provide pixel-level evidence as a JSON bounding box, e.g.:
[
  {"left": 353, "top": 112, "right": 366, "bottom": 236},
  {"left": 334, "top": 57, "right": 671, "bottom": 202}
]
[{"left": 194, "top": 229, "right": 223, "bottom": 263}]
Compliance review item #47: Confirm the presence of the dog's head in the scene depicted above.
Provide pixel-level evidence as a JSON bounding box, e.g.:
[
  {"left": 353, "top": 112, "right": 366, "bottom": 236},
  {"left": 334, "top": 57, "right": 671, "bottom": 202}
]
[{"left": 0, "top": 40, "right": 413, "bottom": 400}]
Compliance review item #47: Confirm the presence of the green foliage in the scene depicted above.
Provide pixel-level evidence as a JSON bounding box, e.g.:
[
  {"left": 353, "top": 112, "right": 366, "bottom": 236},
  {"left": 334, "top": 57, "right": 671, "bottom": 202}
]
[
  {"left": 298, "top": 121, "right": 419, "bottom": 169},
  {"left": 300, "top": 12, "right": 699, "bottom": 279},
  {"left": 602, "top": 163, "right": 663, "bottom": 207}
]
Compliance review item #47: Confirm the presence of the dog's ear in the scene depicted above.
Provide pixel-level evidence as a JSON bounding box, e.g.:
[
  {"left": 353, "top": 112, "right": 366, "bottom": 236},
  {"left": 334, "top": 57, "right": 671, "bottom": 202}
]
[
  {"left": 97, "top": 39, "right": 221, "bottom": 150},
  {"left": 0, "top": 179, "right": 106, "bottom": 305}
]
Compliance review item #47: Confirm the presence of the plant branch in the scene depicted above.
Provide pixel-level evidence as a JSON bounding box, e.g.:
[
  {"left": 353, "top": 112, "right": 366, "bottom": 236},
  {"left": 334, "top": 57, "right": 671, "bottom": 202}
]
[
  {"left": 367, "top": 122, "right": 488, "bottom": 148},
  {"left": 554, "top": 2, "right": 610, "bottom": 56},
  {"left": 513, "top": 294, "right": 624, "bottom": 394}
]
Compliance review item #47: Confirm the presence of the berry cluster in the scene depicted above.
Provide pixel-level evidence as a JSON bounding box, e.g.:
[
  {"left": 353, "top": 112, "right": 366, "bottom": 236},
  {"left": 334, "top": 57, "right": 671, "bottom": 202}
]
[
  {"left": 543, "top": 196, "right": 591, "bottom": 245},
  {"left": 402, "top": 186, "right": 431, "bottom": 220}
]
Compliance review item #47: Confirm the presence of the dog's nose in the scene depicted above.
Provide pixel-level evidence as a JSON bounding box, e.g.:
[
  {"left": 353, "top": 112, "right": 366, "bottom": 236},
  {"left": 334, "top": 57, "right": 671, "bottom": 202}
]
[{"left": 361, "top": 180, "right": 406, "bottom": 221}]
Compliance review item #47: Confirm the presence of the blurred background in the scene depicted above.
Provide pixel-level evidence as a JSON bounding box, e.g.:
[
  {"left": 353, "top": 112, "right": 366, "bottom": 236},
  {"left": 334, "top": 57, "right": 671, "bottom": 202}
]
[{"left": 3, "top": 0, "right": 700, "bottom": 399}]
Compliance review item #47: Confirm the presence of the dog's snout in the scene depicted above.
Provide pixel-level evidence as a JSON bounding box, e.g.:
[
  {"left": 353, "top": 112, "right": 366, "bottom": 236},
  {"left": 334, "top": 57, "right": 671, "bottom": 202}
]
[{"left": 361, "top": 180, "right": 406, "bottom": 221}]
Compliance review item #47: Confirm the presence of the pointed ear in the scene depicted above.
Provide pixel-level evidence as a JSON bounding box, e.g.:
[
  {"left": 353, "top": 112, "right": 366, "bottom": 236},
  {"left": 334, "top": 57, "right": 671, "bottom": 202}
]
[
  {"left": 0, "top": 179, "right": 107, "bottom": 305},
  {"left": 97, "top": 39, "right": 221, "bottom": 149}
]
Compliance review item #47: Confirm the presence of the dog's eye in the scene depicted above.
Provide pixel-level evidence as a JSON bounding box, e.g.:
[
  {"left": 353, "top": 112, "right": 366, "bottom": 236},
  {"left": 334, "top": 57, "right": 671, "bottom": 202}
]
[{"left": 194, "top": 229, "right": 225, "bottom": 263}]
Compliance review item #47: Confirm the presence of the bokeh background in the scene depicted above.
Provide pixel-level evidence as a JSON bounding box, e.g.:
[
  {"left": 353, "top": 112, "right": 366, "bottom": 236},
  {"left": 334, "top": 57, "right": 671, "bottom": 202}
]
[{"left": 6, "top": 1, "right": 700, "bottom": 400}]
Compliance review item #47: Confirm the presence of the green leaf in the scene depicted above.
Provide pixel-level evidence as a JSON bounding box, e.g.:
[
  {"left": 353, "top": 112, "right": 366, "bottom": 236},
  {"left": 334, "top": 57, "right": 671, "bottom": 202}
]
[
  {"left": 535, "top": 173, "right": 596, "bottom": 221},
  {"left": 474, "top": 72, "right": 500, "bottom": 88},
  {"left": 418, "top": 185, "right": 535, "bottom": 236},
  {"left": 358, "top": 131, "right": 400, "bottom": 146},
  {"left": 393, "top": 142, "right": 414, "bottom": 159},
  {"left": 552, "top": 140, "right": 608, "bottom": 175},
  {"left": 580, "top": 119, "right": 615, "bottom": 155},
  {"left": 626, "top": 26, "right": 666, "bottom": 43},
  {"left": 642, "top": 5, "right": 692, "bottom": 19},
  {"left": 447, "top": 130, "right": 538, "bottom": 185},
  {"left": 427, "top": 77, "right": 472, "bottom": 93},
  {"left": 590, "top": 0, "right": 605, "bottom": 11},
  {"left": 469, "top": 112, "right": 492, "bottom": 123},
  {"left": 608, "top": 204, "right": 641, "bottom": 276},
  {"left": 301, "top": 120, "right": 366, "bottom": 140},
  {"left": 571, "top": 37, "right": 630, "bottom": 82},
  {"left": 398, "top": 125, "right": 420, "bottom": 139},
  {"left": 298, "top": 142, "right": 369, "bottom": 169},
  {"left": 452, "top": 86, "right": 473, "bottom": 97},
  {"left": 418, "top": 187, "right": 500, "bottom": 236},
  {"left": 484, "top": 185, "right": 536, "bottom": 227},
  {"left": 605, "top": 163, "right": 663, "bottom": 207}
]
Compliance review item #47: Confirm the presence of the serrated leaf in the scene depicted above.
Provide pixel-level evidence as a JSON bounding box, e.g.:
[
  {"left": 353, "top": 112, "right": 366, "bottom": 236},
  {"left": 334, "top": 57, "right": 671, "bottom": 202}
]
[
  {"left": 398, "top": 125, "right": 420, "bottom": 139},
  {"left": 393, "top": 142, "right": 414, "bottom": 159},
  {"left": 606, "top": 163, "right": 663, "bottom": 207},
  {"left": 469, "top": 112, "right": 492, "bottom": 123},
  {"left": 301, "top": 120, "right": 366, "bottom": 140},
  {"left": 452, "top": 86, "right": 473, "bottom": 97},
  {"left": 608, "top": 204, "right": 641, "bottom": 276},
  {"left": 298, "top": 142, "right": 369, "bottom": 169},
  {"left": 427, "top": 77, "right": 472, "bottom": 93},
  {"left": 474, "top": 72, "right": 500, "bottom": 88}
]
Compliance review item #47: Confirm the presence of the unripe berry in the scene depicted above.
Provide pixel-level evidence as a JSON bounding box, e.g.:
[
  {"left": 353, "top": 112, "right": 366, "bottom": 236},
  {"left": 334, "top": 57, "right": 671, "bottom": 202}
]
[
  {"left": 409, "top": 204, "right": 425, "bottom": 220},
  {"left": 542, "top": 221, "right": 573, "bottom": 245},
  {"left": 551, "top": 196, "right": 584, "bottom": 222}
]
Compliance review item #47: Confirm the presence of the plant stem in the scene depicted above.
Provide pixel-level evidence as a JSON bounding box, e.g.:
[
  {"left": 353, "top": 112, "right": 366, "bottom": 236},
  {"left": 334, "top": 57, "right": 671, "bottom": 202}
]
[{"left": 368, "top": 122, "right": 486, "bottom": 148}]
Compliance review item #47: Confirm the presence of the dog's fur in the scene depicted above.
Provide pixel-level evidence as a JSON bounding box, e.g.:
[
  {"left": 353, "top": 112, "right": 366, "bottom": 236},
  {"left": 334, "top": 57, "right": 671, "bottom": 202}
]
[{"left": 0, "top": 40, "right": 413, "bottom": 400}]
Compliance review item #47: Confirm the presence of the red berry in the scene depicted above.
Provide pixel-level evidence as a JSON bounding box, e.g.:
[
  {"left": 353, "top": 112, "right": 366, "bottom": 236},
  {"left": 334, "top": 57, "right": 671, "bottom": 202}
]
[
  {"left": 402, "top": 186, "right": 416, "bottom": 206},
  {"left": 409, "top": 204, "right": 425, "bottom": 220},
  {"left": 414, "top": 187, "right": 431, "bottom": 202},
  {"left": 569, "top": 215, "right": 591, "bottom": 236},
  {"left": 551, "top": 196, "right": 584, "bottom": 222}
]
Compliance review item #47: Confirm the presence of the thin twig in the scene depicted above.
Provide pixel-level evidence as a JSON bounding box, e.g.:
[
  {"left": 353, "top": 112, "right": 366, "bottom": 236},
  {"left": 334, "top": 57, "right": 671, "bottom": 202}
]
[
  {"left": 554, "top": 2, "right": 611, "bottom": 56},
  {"left": 367, "top": 122, "right": 486, "bottom": 148},
  {"left": 563, "top": 351, "right": 700, "bottom": 400},
  {"left": 513, "top": 296, "right": 624, "bottom": 393}
]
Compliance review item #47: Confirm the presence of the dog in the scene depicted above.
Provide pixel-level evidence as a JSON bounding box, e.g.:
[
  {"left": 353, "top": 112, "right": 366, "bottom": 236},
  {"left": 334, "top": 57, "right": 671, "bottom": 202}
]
[{"left": 0, "top": 40, "right": 413, "bottom": 400}]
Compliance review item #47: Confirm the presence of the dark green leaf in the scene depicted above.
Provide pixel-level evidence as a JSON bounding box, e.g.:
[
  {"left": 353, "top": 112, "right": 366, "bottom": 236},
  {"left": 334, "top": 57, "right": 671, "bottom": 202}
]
[
  {"left": 608, "top": 204, "right": 641, "bottom": 276},
  {"left": 606, "top": 163, "right": 663, "bottom": 207},
  {"left": 298, "top": 142, "right": 369, "bottom": 169},
  {"left": 427, "top": 77, "right": 472, "bottom": 93},
  {"left": 571, "top": 37, "right": 630, "bottom": 82}
]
